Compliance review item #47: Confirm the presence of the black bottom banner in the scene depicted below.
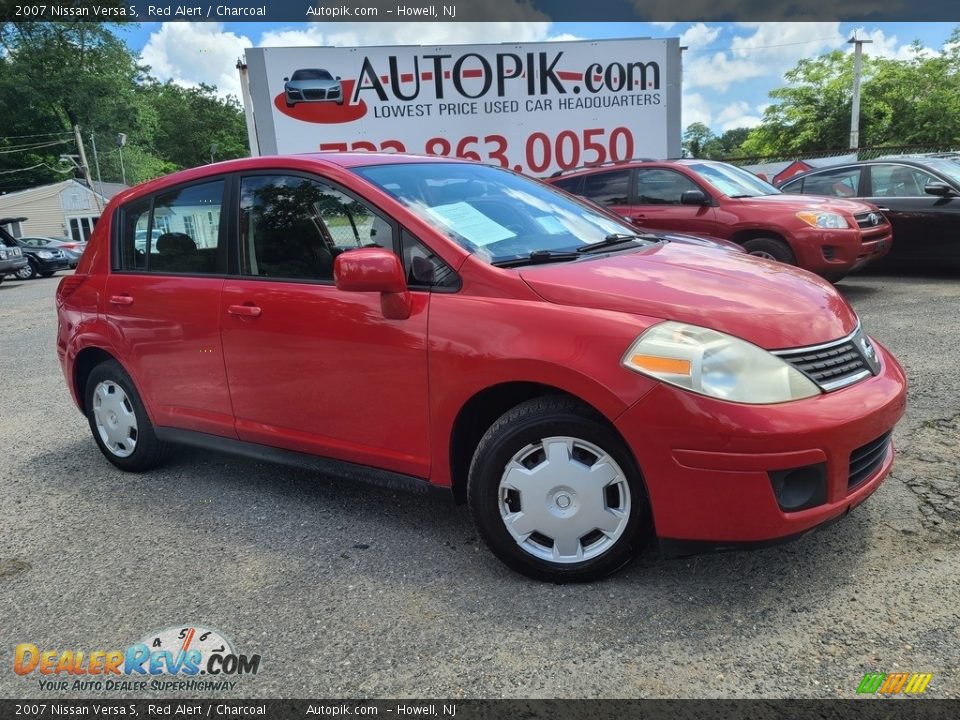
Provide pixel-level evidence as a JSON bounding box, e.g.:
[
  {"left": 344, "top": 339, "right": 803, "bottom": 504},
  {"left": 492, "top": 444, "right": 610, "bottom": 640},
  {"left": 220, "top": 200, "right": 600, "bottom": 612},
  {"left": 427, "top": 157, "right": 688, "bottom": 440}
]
[{"left": 1, "top": 700, "right": 958, "bottom": 720}]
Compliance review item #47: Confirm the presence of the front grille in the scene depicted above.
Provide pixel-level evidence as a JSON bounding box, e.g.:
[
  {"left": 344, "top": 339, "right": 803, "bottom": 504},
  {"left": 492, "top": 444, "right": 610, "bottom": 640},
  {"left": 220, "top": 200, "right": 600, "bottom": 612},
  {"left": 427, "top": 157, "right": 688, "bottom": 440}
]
[
  {"left": 849, "top": 431, "right": 892, "bottom": 489},
  {"left": 303, "top": 89, "right": 326, "bottom": 100},
  {"left": 854, "top": 211, "right": 886, "bottom": 229},
  {"left": 774, "top": 334, "right": 872, "bottom": 391}
]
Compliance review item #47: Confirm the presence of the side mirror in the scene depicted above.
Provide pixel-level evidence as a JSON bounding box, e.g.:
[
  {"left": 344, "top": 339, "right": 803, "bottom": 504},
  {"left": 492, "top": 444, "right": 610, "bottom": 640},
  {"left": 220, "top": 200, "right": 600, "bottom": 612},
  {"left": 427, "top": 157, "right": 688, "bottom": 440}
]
[
  {"left": 336, "top": 76, "right": 341, "bottom": 80},
  {"left": 334, "top": 248, "right": 411, "bottom": 320},
  {"left": 283, "top": 77, "right": 289, "bottom": 82},
  {"left": 680, "top": 189, "right": 708, "bottom": 205},
  {"left": 924, "top": 181, "right": 955, "bottom": 197}
]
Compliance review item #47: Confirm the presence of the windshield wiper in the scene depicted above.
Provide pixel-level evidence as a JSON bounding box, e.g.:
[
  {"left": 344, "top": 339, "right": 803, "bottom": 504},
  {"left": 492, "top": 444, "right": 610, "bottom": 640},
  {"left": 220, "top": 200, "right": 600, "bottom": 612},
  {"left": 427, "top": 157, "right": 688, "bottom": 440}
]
[
  {"left": 576, "top": 233, "right": 658, "bottom": 254},
  {"left": 491, "top": 250, "right": 580, "bottom": 268}
]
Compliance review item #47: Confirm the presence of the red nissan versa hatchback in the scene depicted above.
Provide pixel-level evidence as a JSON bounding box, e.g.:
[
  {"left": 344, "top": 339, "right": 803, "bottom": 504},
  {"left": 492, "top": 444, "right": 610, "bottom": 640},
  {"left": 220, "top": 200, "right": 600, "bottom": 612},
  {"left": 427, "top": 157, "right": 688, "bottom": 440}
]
[{"left": 56, "top": 153, "right": 907, "bottom": 582}]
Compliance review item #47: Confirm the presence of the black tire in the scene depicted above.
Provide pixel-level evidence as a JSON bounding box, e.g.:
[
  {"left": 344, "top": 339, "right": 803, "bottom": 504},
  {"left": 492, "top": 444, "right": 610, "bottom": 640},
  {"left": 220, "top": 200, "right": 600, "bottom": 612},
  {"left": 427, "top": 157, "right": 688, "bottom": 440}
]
[
  {"left": 742, "top": 237, "right": 796, "bottom": 265},
  {"left": 822, "top": 272, "right": 847, "bottom": 284},
  {"left": 467, "top": 396, "right": 652, "bottom": 583},
  {"left": 39, "top": 271, "right": 55, "bottom": 278},
  {"left": 16, "top": 260, "right": 36, "bottom": 280},
  {"left": 285, "top": 98, "right": 295, "bottom": 108},
  {"left": 84, "top": 359, "right": 167, "bottom": 472}
]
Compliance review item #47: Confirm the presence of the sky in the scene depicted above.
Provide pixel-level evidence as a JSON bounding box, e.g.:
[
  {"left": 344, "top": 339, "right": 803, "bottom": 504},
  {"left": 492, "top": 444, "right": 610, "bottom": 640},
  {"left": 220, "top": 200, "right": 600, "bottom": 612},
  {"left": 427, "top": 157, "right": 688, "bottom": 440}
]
[{"left": 118, "top": 21, "right": 958, "bottom": 134}]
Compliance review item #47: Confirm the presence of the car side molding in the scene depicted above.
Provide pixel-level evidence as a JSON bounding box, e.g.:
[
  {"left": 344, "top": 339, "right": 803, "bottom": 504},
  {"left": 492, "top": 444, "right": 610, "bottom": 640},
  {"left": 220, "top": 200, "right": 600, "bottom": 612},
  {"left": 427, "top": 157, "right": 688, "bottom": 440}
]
[{"left": 154, "top": 427, "right": 453, "bottom": 500}]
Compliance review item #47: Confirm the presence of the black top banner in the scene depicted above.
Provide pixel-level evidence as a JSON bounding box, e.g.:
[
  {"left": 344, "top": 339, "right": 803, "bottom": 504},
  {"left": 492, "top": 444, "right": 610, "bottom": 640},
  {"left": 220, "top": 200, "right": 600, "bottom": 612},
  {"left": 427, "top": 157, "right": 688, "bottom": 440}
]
[{"left": 1, "top": 0, "right": 959, "bottom": 23}]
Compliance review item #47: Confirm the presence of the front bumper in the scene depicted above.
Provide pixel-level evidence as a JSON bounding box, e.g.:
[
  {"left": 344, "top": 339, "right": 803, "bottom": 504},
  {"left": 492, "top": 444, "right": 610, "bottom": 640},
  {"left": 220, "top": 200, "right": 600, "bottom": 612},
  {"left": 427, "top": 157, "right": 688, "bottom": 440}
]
[
  {"left": 33, "top": 256, "right": 70, "bottom": 273},
  {"left": 0, "top": 257, "right": 28, "bottom": 274},
  {"left": 791, "top": 224, "right": 892, "bottom": 275},
  {"left": 614, "top": 341, "right": 907, "bottom": 545}
]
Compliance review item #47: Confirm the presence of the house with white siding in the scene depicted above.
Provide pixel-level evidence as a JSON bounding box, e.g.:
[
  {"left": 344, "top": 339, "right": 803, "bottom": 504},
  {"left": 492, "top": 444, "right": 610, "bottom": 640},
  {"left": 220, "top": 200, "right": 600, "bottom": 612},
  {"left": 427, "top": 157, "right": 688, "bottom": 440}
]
[{"left": 0, "top": 180, "right": 127, "bottom": 242}]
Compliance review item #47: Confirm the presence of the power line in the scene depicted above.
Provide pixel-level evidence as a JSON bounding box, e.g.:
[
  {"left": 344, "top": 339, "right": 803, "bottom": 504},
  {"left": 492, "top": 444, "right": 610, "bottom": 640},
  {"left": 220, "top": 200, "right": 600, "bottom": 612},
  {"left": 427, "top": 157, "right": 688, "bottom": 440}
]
[
  {"left": 683, "top": 35, "right": 852, "bottom": 56},
  {"left": 0, "top": 138, "right": 71, "bottom": 154},
  {"left": 0, "top": 130, "right": 73, "bottom": 140},
  {"left": 0, "top": 162, "right": 71, "bottom": 176}
]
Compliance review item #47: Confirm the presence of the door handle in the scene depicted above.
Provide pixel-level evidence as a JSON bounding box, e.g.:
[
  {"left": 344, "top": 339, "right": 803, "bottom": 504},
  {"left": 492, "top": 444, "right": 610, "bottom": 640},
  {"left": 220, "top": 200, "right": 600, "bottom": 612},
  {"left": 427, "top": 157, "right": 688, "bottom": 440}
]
[
  {"left": 109, "top": 294, "right": 133, "bottom": 306},
  {"left": 630, "top": 214, "right": 646, "bottom": 222},
  {"left": 227, "top": 304, "right": 262, "bottom": 318}
]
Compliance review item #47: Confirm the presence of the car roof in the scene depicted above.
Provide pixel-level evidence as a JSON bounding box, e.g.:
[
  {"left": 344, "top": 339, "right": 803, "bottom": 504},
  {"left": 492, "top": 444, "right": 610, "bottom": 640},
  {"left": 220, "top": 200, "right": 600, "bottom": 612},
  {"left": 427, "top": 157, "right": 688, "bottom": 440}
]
[
  {"left": 547, "top": 157, "right": 716, "bottom": 180},
  {"left": 779, "top": 157, "right": 946, "bottom": 184},
  {"left": 109, "top": 152, "right": 463, "bottom": 206}
]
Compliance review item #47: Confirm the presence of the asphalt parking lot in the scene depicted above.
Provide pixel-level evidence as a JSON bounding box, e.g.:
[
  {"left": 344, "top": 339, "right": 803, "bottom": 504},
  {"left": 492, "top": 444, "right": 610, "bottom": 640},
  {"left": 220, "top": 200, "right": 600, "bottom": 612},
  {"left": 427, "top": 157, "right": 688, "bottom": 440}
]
[{"left": 1, "top": 270, "right": 958, "bottom": 699}]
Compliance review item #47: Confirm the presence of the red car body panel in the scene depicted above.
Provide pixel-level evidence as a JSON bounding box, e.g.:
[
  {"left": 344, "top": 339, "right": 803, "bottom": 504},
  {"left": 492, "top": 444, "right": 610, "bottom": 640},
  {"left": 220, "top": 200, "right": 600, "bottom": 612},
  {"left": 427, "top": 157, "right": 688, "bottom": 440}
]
[
  {"left": 615, "top": 340, "right": 906, "bottom": 542},
  {"left": 56, "top": 153, "right": 907, "bottom": 548},
  {"left": 546, "top": 160, "right": 894, "bottom": 277}
]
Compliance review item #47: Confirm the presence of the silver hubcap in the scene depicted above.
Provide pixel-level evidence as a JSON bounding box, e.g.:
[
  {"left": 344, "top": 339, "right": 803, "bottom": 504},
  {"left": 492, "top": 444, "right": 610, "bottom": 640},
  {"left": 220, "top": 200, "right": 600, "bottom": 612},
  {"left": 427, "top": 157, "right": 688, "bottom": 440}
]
[
  {"left": 750, "top": 250, "right": 777, "bottom": 260},
  {"left": 16, "top": 264, "right": 32, "bottom": 279},
  {"left": 498, "top": 436, "right": 631, "bottom": 564},
  {"left": 92, "top": 381, "right": 138, "bottom": 458}
]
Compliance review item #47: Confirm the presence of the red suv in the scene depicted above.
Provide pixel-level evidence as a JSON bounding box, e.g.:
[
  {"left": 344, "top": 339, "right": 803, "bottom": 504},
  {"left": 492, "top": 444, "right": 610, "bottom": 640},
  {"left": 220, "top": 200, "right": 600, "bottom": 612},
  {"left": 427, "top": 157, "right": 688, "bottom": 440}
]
[
  {"left": 56, "top": 154, "right": 906, "bottom": 582},
  {"left": 546, "top": 159, "right": 893, "bottom": 280}
]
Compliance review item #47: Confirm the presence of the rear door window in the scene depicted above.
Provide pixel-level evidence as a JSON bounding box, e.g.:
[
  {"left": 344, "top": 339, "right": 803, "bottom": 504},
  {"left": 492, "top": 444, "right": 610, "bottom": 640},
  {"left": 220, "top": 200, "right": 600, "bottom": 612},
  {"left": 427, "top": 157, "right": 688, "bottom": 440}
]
[
  {"left": 117, "top": 180, "right": 225, "bottom": 274},
  {"left": 581, "top": 170, "right": 632, "bottom": 206},
  {"left": 801, "top": 167, "right": 862, "bottom": 197}
]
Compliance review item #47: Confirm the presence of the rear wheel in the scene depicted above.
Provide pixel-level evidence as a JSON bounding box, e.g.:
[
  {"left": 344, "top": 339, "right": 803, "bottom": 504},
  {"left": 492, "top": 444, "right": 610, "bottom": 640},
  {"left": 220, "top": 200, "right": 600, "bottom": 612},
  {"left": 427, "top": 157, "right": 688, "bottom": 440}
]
[
  {"left": 468, "top": 396, "right": 651, "bottom": 582},
  {"left": 85, "top": 360, "right": 167, "bottom": 472},
  {"left": 743, "top": 237, "right": 796, "bottom": 265}
]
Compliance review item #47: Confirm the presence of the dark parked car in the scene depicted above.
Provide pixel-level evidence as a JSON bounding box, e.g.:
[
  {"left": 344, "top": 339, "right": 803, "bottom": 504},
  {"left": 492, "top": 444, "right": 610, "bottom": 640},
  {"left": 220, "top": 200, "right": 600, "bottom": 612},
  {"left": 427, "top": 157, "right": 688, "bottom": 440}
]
[
  {"left": 778, "top": 158, "right": 960, "bottom": 269},
  {"left": 0, "top": 217, "right": 71, "bottom": 279},
  {"left": 283, "top": 68, "right": 344, "bottom": 107},
  {"left": 546, "top": 159, "right": 891, "bottom": 281},
  {"left": 0, "top": 236, "right": 27, "bottom": 284},
  {"left": 18, "top": 236, "right": 87, "bottom": 268}
]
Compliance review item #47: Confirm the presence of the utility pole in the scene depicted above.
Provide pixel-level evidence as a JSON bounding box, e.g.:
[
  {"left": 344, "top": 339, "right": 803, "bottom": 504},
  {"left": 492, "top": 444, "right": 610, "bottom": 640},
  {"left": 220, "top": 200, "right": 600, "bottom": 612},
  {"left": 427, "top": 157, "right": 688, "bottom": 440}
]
[
  {"left": 73, "top": 124, "right": 101, "bottom": 210},
  {"left": 116, "top": 133, "right": 127, "bottom": 186},
  {"left": 848, "top": 34, "right": 873, "bottom": 152},
  {"left": 89, "top": 132, "right": 104, "bottom": 199}
]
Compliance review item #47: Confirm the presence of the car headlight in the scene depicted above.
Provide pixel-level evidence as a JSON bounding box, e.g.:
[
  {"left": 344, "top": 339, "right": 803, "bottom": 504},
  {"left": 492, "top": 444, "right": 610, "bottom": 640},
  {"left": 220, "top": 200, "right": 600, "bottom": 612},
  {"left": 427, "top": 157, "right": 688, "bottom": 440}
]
[
  {"left": 0, "top": 247, "right": 7, "bottom": 259},
  {"left": 37, "top": 251, "right": 53, "bottom": 259},
  {"left": 622, "top": 321, "right": 821, "bottom": 404},
  {"left": 796, "top": 211, "right": 849, "bottom": 229}
]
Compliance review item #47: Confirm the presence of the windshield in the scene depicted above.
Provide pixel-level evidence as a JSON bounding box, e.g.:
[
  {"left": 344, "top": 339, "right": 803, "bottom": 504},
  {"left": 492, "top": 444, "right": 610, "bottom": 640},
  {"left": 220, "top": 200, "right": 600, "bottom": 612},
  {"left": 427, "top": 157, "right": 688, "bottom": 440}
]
[
  {"left": 688, "top": 162, "right": 781, "bottom": 198},
  {"left": 353, "top": 162, "right": 651, "bottom": 264},
  {"left": 292, "top": 69, "right": 332, "bottom": 81},
  {"left": 920, "top": 158, "right": 960, "bottom": 187}
]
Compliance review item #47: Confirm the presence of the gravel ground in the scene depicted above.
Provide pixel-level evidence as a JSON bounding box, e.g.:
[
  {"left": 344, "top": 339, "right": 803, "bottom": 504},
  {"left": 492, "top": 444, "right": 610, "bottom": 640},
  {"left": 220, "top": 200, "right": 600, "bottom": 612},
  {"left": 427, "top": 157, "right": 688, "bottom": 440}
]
[{"left": 0, "top": 270, "right": 958, "bottom": 699}]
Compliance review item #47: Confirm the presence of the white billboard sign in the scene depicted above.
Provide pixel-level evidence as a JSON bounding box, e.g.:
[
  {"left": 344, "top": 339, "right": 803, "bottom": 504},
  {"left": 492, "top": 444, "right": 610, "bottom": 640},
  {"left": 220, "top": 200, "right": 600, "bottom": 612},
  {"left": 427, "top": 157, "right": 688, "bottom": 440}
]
[{"left": 242, "top": 38, "right": 681, "bottom": 176}]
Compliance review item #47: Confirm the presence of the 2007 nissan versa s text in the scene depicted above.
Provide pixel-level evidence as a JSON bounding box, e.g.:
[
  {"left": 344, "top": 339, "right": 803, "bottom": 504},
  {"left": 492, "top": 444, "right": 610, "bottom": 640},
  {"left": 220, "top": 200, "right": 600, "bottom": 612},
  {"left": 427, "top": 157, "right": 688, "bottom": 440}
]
[{"left": 56, "top": 153, "right": 907, "bottom": 582}]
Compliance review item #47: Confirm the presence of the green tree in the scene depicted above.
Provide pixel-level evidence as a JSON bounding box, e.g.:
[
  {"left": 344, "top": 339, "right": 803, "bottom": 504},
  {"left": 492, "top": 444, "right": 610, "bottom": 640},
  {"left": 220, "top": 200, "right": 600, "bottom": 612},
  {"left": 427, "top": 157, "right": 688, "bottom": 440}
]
[
  {"left": 0, "top": 22, "right": 248, "bottom": 191},
  {"left": 682, "top": 122, "right": 716, "bottom": 158},
  {"left": 740, "top": 29, "right": 960, "bottom": 158},
  {"left": 141, "top": 81, "right": 249, "bottom": 169}
]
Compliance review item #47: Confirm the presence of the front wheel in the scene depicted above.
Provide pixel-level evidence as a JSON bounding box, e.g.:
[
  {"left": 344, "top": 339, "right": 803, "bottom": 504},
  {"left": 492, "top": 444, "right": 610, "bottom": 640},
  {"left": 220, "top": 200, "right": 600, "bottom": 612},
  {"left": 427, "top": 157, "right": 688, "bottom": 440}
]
[
  {"left": 85, "top": 360, "right": 167, "bottom": 472},
  {"left": 15, "top": 261, "right": 36, "bottom": 280},
  {"left": 468, "top": 397, "right": 651, "bottom": 582},
  {"left": 743, "top": 237, "right": 796, "bottom": 265}
]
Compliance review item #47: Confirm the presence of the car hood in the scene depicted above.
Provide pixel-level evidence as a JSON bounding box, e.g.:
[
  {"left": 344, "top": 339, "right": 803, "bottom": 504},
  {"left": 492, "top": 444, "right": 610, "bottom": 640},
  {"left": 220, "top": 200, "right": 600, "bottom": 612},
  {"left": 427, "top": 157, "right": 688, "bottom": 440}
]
[
  {"left": 732, "top": 193, "right": 875, "bottom": 215},
  {"left": 519, "top": 243, "right": 858, "bottom": 349}
]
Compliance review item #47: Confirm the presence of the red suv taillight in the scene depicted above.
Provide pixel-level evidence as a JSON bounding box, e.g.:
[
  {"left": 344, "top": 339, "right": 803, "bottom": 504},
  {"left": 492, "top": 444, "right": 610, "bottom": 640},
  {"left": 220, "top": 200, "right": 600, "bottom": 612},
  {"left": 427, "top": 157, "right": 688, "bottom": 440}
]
[{"left": 56, "top": 274, "right": 87, "bottom": 304}]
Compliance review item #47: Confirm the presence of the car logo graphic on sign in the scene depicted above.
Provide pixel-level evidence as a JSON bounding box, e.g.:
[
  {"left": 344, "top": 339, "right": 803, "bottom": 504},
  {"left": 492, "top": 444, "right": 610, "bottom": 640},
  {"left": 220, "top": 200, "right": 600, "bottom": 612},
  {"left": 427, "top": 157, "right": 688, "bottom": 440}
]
[{"left": 868, "top": 213, "right": 881, "bottom": 225}]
